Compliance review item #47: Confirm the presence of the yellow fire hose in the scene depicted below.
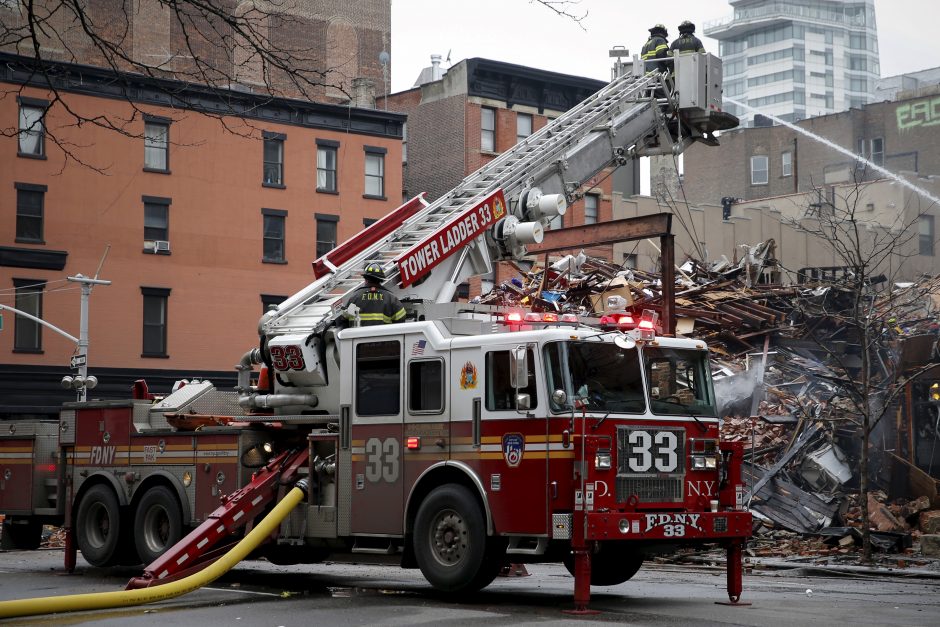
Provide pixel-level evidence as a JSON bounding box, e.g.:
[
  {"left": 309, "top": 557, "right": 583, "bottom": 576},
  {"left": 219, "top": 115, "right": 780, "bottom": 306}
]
[{"left": 0, "top": 481, "right": 307, "bottom": 620}]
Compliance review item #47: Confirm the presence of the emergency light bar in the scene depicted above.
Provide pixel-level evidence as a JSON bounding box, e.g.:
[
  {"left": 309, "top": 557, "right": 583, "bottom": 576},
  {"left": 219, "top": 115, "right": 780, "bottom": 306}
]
[{"left": 503, "top": 311, "right": 580, "bottom": 326}]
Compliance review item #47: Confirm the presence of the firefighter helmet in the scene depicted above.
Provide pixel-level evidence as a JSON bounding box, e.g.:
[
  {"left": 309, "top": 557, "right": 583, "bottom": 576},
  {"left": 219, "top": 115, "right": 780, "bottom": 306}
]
[
  {"left": 679, "top": 20, "right": 696, "bottom": 33},
  {"left": 363, "top": 262, "right": 385, "bottom": 282},
  {"left": 649, "top": 23, "right": 668, "bottom": 36}
]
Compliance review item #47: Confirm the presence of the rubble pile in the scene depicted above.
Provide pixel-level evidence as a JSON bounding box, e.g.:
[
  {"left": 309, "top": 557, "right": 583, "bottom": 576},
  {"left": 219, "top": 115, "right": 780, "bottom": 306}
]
[{"left": 480, "top": 243, "right": 940, "bottom": 561}]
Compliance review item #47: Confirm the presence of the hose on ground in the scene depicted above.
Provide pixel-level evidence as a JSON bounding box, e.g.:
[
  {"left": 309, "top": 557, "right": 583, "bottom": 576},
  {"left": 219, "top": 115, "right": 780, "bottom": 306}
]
[{"left": 0, "top": 481, "right": 307, "bottom": 619}]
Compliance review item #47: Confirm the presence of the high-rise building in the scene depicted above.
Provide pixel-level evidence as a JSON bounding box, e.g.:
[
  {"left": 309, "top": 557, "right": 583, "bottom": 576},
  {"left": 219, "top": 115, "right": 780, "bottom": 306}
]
[{"left": 705, "top": 0, "right": 879, "bottom": 127}]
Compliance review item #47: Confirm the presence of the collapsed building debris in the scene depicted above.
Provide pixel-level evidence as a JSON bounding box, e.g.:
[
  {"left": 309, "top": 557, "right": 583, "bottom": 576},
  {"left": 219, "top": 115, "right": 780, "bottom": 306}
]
[{"left": 478, "top": 242, "right": 940, "bottom": 558}]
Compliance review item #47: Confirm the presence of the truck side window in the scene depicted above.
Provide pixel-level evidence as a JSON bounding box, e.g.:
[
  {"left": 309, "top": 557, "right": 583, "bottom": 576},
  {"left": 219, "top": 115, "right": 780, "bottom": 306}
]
[
  {"left": 409, "top": 359, "right": 444, "bottom": 413},
  {"left": 356, "top": 341, "right": 401, "bottom": 416},
  {"left": 485, "top": 349, "right": 538, "bottom": 411}
]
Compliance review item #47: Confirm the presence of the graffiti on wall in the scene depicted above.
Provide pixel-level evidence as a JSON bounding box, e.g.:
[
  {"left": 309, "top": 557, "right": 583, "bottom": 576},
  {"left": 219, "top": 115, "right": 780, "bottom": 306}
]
[{"left": 896, "top": 96, "right": 940, "bottom": 133}]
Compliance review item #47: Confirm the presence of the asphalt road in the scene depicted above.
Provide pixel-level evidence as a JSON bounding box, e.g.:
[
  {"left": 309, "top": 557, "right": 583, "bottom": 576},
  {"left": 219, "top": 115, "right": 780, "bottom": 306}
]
[{"left": 0, "top": 549, "right": 938, "bottom": 626}]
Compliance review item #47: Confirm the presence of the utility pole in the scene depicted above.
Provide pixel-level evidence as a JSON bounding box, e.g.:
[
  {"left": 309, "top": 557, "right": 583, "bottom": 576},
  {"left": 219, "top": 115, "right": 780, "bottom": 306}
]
[{"left": 66, "top": 273, "right": 111, "bottom": 402}]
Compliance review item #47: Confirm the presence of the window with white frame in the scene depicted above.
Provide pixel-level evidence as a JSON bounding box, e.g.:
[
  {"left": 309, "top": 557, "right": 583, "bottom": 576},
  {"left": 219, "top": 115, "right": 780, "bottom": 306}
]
[
  {"left": 481, "top": 107, "right": 496, "bottom": 152},
  {"left": 17, "top": 97, "right": 47, "bottom": 157},
  {"left": 317, "top": 139, "right": 339, "bottom": 193},
  {"left": 920, "top": 215, "right": 934, "bottom": 256},
  {"left": 144, "top": 117, "right": 170, "bottom": 171},
  {"left": 516, "top": 113, "right": 532, "bottom": 143},
  {"left": 364, "top": 147, "right": 386, "bottom": 198},
  {"left": 781, "top": 151, "right": 792, "bottom": 177},
  {"left": 584, "top": 194, "right": 599, "bottom": 224},
  {"left": 750, "top": 155, "right": 769, "bottom": 185}
]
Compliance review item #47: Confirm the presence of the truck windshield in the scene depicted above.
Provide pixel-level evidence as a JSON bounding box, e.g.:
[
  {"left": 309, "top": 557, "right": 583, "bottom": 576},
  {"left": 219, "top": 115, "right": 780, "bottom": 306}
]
[
  {"left": 644, "top": 347, "right": 717, "bottom": 417},
  {"left": 544, "top": 341, "right": 645, "bottom": 413}
]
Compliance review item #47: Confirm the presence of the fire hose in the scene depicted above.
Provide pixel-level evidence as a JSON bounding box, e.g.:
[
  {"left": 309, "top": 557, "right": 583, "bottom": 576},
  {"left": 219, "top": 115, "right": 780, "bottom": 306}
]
[{"left": 0, "top": 479, "right": 308, "bottom": 620}]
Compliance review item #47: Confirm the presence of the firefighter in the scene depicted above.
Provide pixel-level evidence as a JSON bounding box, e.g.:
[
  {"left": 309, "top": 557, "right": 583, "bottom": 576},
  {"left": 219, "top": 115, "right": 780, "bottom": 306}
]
[
  {"left": 343, "top": 262, "right": 406, "bottom": 327},
  {"left": 641, "top": 24, "right": 671, "bottom": 75},
  {"left": 670, "top": 20, "right": 705, "bottom": 55}
]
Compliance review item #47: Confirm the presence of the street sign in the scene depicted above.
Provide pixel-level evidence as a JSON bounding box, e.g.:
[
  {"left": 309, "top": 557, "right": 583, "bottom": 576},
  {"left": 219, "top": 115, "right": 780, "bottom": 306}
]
[{"left": 70, "top": 354, "right": 87, "bottom": 369}]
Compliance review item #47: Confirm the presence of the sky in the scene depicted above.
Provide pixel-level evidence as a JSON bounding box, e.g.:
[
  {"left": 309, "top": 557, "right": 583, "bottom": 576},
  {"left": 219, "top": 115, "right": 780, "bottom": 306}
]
[{"left": 388, "top": 0, "right": 937, "bottom": 93}]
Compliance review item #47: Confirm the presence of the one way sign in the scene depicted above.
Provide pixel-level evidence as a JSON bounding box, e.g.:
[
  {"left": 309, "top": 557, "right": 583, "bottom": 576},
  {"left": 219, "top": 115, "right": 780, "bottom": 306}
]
[{"left": 70, "top": 354, "right": 87, "bottom": 369}]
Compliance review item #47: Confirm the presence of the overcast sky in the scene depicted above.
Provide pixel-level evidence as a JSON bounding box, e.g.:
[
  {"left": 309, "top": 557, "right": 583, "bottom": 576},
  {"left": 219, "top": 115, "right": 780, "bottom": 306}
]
[{"left": 388, "top": 0, "right": 936, "bottom": 93}]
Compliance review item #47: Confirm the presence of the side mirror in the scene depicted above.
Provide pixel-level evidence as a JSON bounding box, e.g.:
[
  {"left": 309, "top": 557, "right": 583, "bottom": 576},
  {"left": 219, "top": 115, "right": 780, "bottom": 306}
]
[
  {"left": 509, "top": 345, "right": 529, "bottom": 389},
  {"left": 516, "top": 393, "right": 531, "bottom": 411}
]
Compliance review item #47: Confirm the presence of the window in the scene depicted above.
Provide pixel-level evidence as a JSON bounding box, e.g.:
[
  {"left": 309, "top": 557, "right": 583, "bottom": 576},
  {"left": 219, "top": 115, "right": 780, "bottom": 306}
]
[
  {"left": 262, "top": 131, "right": 285, "bottom": 187},
  {"left": 870, "top": 137, "right": 884, "bottom": 166},
  {"left": 781, "top": 151, "right": 792, "bottom": 177},
  {"left": 143, "top": 195, "right": 170, "bottom": 252},
  {"left": 584, "top": 194, "right": 599, "bottom": 224},
  {"left": 857, "top": 138, "right": 884, "bottom": 167},
  {"left": 750, "top": 155, "right": 769, "bottom": 185},
  {"left": 920, "top": 215, "right": 934, "bottom": 256},
  {"left": 401, "top": 122, "right": 408, "bottom": 163},
  {"left": 144, "top": 117, "right": 170, "bottom": 171},
  {"left": 481, "top": 107, "right": 496, "bottom": 152},
  {"left": 356, "top": 341, "right": 401, "bottom": 416},
  {"left": 548, "top": 213, "right": 564, "bottom": 230},
  {"left": 364, "top": 146, "right": 386, "bottom": 198},
  {"left": 516, "top": 113, "right": 532, "bottom": 142},
  {"left": 15, "top": 183, "right": 46, "bottom": 243},
  {"left": 315, "top": 213, "right": 338, "bottom": 259},
  {"left": 623, "top": 253, "right": 638, "bottom": 269},
  {"left": 13, "top": 279, "right": 44, "bottom": 352},
  {"left": 261, "top": 293, "right": 286, "bottom": 314},
  {"left": 262, "top": 208, "right": 286, "bottom": 263},
  {"left": 409, "top": 359, "right": 444, "bottom": 413},
  {"left": 485, "top": 349, "right": 538, "bottom": 411},
  {"left": 316, "top": 140, "right": 339, "bottom": 193},
  {"left": 141, "top": 287, "right": 169, "bottom": 357},
  {"left": 18, "top": 97, "right": 46, "bottom": 157},
  {"left": 363, "top": 218, "right": 378, "bottom": 228}
]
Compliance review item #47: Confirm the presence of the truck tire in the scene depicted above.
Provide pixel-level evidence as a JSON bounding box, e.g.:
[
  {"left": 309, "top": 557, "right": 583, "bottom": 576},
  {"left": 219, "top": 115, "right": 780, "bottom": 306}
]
[
  {"left": 0, "top": 520, "right": 42, "bottom": 550},
  {"left": 76, "top": 484, "right": 122, "bottom": 567},
  {"left": 133, "top": 486, "right": 183, "bottom": 565},
  {"left": 413, "top": 484, "right": 500, "bottom": 593},
  {"left": 563, "top": 542, "right": 643, "bottom": 586}
]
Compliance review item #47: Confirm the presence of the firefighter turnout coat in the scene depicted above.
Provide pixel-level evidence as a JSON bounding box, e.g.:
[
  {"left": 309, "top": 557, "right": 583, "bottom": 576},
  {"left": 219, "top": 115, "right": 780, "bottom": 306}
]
[{"left": 346, "top": 284, "right": 406, "bottom": 326}]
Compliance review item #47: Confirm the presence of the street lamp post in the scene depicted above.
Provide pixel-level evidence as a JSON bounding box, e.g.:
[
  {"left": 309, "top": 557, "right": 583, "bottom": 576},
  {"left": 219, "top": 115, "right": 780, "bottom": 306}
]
[{"left": 66, "top": 274, "right": 111, "bottom": 402}]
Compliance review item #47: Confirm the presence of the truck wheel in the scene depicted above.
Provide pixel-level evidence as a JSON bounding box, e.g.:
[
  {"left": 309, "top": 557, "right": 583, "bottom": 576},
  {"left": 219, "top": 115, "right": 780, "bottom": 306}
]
[
  {"left": 414, "top": 484, "right": 498, "bottom": 593},
  {"left": 134, "top": 486, "right": 183, "bottom": 565},
  {"left": 563, "top": 542, "right": 643, "bottom": 586},
  {"left": 76, "top": 484, "right": 122, "bottom": 567},
  {"left": 0, "top": 520, "right": 42, "bottom": 550}
]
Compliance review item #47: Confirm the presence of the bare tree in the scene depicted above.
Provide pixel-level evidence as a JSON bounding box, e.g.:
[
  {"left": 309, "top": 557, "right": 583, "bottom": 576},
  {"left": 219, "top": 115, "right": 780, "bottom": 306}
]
[
  {"left": 0, "top": 0, "right": 382, "bottom": 169},
  {"left": 781, "top": 169, "right": 938, "bottom": 561}
]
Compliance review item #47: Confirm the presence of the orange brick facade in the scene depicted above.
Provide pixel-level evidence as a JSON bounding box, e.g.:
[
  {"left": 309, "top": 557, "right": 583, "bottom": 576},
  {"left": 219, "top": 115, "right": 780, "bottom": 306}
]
[{"left": 0, "top": 54, "right": 402, "bottom": 415}]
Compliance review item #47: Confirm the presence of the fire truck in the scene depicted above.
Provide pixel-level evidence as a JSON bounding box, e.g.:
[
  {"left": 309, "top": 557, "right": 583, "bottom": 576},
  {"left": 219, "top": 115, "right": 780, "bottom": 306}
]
[{"left": 0, "top": 55, "right": 751, "bottom": 609}]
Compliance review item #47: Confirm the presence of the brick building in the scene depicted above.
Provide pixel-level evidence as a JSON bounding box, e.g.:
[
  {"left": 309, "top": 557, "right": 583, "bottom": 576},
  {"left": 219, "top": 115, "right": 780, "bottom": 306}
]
[
  {"left": 1, "top": 53, "right": 403, "bottom": 418},
  {"left": 381, "top": 57, "right": 639, "bottom": 280},
  {"left": 0, "top": 0, "right": 392, "bottom": 105},
  {"left": 681, "top": 90, "right": 940, "bottom": 206}
]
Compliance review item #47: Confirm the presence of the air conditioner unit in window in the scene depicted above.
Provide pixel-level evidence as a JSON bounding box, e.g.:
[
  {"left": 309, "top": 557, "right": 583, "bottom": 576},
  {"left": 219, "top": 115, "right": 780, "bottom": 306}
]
[{"left": 154, "top": 240, "right": 170, "bottom": 253}]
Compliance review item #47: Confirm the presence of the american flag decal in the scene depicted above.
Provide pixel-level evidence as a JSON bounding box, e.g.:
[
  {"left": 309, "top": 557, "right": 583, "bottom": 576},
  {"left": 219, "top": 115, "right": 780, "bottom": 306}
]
[{"left": 411, "top": 339, "right": 427, "bottom": 356}]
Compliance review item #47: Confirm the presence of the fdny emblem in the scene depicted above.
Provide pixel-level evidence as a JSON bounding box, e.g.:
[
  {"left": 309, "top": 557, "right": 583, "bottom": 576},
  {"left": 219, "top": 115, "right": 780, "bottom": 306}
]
[
  {"left": 459, "top": 361, "right": 477, "bottom": 389},
  {"left": 492, "top": 195, "right": 506, "bottom": 220},
  {"left": 502, "top": 433, "right": 524, "bottom": 467}
]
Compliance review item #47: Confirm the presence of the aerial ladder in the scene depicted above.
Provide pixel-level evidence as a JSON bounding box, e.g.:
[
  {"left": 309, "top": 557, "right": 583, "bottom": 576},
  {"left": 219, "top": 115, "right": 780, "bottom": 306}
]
[{"left": 260, "top": 55, "right": 733, "bottom": 345}]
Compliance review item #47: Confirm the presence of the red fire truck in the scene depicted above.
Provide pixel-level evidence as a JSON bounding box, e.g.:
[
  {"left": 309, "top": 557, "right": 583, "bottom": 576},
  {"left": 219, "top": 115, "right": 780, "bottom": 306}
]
[{"left": 1, "top": 55, "right": 749, "bottom": 609}]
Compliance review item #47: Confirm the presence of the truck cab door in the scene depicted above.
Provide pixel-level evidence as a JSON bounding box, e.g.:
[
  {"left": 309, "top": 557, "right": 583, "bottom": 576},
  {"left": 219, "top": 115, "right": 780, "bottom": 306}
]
[
  {"left": 349, "top": 336, "right": 404, "bottom": 535},
  {"left": 402, "top": 333, "right": 449, "bottom": 505}
]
